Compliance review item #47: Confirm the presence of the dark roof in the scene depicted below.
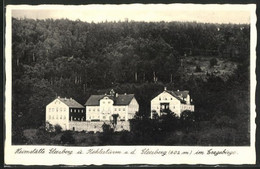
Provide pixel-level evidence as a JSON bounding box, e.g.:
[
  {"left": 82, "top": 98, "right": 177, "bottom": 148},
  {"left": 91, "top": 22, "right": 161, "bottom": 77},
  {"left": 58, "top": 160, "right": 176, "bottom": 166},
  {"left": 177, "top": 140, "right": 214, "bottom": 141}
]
[
  {"left": 58, "top": 98, "right": 84, "bottom": 108},
  {"left": 85, "top": 94, "right": 135, "bottom": 106},
  {"left": 170, "top": 90, "right": 189, "bottom": 99}
]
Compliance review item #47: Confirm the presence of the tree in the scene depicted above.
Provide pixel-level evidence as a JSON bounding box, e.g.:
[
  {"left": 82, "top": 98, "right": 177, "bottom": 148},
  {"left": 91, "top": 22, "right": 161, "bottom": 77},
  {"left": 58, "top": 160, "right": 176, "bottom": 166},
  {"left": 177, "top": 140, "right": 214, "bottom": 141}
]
[
  {"left": 210, "top": 58, "right": 218, "bottom": 67},
  {"left": 111, "top": 114, "right": 119, "bottom": 130},
  {"left": 54, "top": 124, "right": 62, "bottom": 133}
]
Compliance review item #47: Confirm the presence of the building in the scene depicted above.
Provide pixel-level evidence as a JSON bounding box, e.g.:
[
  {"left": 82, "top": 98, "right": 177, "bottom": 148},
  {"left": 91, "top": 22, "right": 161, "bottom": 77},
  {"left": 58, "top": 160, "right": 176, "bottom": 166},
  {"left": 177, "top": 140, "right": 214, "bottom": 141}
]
[
  {"left": 85, "top": 89, "right": 139, "bottom": 122},
  {"left": 46, "top": 97, "right": 85, "bottom": 130},
  {"left": 150, "top": 87, "right": 194, "bottom": 118}
]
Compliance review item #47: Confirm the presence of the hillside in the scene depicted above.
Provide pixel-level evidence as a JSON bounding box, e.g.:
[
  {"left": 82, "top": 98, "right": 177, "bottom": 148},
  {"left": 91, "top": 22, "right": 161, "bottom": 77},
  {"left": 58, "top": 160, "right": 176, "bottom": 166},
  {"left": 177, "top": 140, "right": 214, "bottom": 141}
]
[{"left": 181, "top": 56, "right": 238, "bottom": 81}]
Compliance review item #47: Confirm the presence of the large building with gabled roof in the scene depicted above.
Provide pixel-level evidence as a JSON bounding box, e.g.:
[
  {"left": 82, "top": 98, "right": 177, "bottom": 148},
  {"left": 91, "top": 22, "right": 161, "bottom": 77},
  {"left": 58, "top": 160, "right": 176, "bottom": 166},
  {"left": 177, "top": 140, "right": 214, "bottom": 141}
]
[
  {"left": 150, "top": 87, "right": 194, "bottom": 118},
  {"left": 85, "top": 89, "right": 139, "bottom": 122},
  {"left": 46, "top": 96, "right": 86, "bottom": 130}
]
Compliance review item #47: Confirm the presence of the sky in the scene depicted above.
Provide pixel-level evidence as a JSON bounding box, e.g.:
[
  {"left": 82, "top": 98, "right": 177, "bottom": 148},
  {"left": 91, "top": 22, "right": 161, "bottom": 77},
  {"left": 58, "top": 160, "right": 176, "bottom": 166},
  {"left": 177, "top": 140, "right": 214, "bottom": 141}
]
[{"left": 11, "top": 4, "right": 253, "bottom": 24}]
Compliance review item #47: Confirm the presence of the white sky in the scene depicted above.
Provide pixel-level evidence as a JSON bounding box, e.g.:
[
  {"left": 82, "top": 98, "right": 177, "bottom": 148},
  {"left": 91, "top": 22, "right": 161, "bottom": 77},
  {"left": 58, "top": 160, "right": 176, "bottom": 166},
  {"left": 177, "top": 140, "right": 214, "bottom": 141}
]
[{"left": 11, "top": 4, "right": 253, "bottom": 24}]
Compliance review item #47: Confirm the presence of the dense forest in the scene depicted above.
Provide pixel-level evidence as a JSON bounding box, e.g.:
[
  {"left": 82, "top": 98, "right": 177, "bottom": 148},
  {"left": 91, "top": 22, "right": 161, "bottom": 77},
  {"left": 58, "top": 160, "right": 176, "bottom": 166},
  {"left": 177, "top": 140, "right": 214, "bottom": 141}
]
[{"left": 12, "top": 18, "right": 250, "bottom": 145}]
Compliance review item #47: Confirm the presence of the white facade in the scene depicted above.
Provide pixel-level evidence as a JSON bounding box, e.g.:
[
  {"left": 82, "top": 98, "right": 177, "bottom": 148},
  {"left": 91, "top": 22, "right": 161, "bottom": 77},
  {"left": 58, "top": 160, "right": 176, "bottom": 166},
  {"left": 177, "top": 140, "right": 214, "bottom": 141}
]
[
  {"left": 86, "top": 95, "right": 139, "bottom": 122},
  {"left": 46, "top": 97, "right": 85, "bottom": 131},
  {"left": 46, "top": 98, "right": 70, "bottom": 130},
  {"left": 150, "top": 89, "right": 194, "bottom": 118}
]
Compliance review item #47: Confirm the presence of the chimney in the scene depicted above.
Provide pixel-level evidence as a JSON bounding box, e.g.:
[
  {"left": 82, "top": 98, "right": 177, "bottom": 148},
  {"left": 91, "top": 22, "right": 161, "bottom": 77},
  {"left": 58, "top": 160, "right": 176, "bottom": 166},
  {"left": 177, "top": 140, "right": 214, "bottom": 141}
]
[
  {"left": 177, "top": 90, "right": 179, "bottom": 92},
  {"left": 115, "top": 93, "right": 118, "bottom": 97},
  {"left": 164, "top": 87, "right": 167, "bottom": 91},
  {"left": 124, "top": 93, "right": 127, "bottom": 95},
  {"left": 70, "top": 97, "right": 72, "bottom": 100},
  {"left": 58, "top": 96, "right": 60, "bottom": 98}
]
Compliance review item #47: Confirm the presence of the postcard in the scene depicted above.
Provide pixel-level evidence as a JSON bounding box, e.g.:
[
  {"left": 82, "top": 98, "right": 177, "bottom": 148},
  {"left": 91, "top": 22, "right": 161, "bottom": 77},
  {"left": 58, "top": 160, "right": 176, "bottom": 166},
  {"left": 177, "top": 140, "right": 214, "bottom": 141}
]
[{"left": 4, "top": 3, "right": 257, "bottom": 165}]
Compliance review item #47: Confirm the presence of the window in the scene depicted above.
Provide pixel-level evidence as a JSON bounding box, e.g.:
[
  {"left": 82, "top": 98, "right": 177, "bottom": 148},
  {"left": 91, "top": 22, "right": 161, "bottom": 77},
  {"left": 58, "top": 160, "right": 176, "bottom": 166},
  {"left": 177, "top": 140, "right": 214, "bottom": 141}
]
[
  {"left": 49, "top": 115, "right": 51, "bottom": 119},
  {"left": 52, "top": 116, "right": 54, "bottom": 119},
  {"left": 123, "top": 108, "right": 125, "bottom": 111},
  {"left": 115, "top": 108, "right": 117, "bottom": 111},
  {"left": 56, "top": 115, "right": 58, "bottom": 119},
  {"left": 171, "top": 98, "right": 172, "bottom": 100},
  {"left": 108, "top": 101, "right": 110, "bottom": 104},
  {"left": 60, "top": 108, "right": 62, "bottom": 112},
  {"left": 103, "top": 116, "right": 106, "bottom": 119},
  {"left": 60, "top": 115, "right": 62, "bottom": 119},
  {"left": 64, "top": 116, "right": 66, "bottom": 119},
  {"left": 119, "top": 108, "right": 121, "bottom": 111},
  {"left": 64, "top": 108, "right": 66, "bottom": 112},
  {"left": 93, "top": 108, "right": 95, "bottom": 112},
  {"left": 103, "top": 101, "right": 105, "bottom": 104},
  {"left": 52, "top": 108, "right": 54, "bottom": 112},
  {"left": 97, "top": 108, "right": 99, "bottom": 112},
  {"left": 165, "top": 98, "right": 167, "bottom": 100},
  {"left": 56, "top": 108, "right": 58, "bottom": 112},
  {"left": 159, "top": 97, "right": 161, "bottom": 100},
  {"left": 49, "top": 108, "right": 51, "bottom": 112},
  {"left": 89, "top": 108, "right": 91, "bottom": 111}
]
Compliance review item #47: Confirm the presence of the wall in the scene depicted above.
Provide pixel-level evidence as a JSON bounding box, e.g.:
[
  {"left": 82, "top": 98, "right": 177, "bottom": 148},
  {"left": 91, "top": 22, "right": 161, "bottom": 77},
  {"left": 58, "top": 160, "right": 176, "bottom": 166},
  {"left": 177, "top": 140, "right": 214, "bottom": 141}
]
[
  {"left": 68, "top": 121, "right": 130, "bottom": 132},
  {"left": 150, "top": 91, "right": 181, "bottom": 117},
  {"left": 46, "top": 99, "right": 69, "bottom": 130},
  {"left": 127, "top": 97, "right": 139, "bottom": 120},
  {"left": 181, "top": 104, "right": 195, "bottom": 112}
]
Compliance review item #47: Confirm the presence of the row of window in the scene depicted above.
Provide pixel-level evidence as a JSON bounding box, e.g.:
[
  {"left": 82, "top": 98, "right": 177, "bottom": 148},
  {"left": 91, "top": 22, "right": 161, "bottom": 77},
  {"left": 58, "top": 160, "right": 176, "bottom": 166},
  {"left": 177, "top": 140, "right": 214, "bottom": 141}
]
[
  {"left": 70, "top": 109, "right": 84, "bottom": 113},
  {"left": 48, "top": 115, "right": 66, "bottom": 120},
  {"left": 159, "top": 97, "right": 174, "bottom": 101},
  {"left": 181, "top": 106, "right": 193, "bottom": 110},
  {"left": 88, "top": 115, "right": 125, "bottom": 120},
  {"left": 71, "top": 117, "right": 84, "bottom": 121},
  {"left": 48, "top": 108, "right": 84, "bottom": 113},
  {"left": 49, "top": 107, "right": 66, "bottom": 112},
  {"left": 48, "top": 115, "right": 85, "bottom": 121},
  {"left": 88, "top": 108, "right": 125, "bottom": 112}
]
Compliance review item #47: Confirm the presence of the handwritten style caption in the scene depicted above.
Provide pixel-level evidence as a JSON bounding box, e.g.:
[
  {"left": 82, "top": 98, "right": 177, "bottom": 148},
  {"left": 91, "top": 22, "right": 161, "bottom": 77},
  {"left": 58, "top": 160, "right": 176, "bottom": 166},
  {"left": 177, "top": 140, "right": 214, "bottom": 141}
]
[{"left": 14, "top": 147, "right": 236, "bottom": 156}]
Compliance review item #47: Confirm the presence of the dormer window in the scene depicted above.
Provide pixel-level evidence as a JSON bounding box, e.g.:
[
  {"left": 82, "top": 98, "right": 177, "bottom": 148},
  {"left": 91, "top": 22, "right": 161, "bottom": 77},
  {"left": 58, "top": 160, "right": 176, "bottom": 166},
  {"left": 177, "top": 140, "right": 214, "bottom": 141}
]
[{"left": 159, "top": 97, "right": 161, "bottom": 100}]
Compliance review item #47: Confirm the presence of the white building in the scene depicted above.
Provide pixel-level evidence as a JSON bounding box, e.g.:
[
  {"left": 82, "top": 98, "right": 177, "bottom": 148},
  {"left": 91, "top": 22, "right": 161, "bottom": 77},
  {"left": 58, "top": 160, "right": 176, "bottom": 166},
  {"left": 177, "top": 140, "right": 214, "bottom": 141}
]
[
  {"left": 85, "top": 90, "right": 139, "bottom": 122},
  {"left": 46, "top": 97, "right": 85, "bottom": 130},
  {"left": 150, "top": 87, "right": 194, "bottom": 118}
]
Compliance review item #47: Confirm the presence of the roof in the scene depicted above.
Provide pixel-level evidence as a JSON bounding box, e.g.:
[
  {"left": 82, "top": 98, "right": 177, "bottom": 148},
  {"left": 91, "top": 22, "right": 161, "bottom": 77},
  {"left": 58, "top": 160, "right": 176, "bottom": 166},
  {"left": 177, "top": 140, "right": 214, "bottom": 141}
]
[
  {"left": 152, "top": 89, "right": 190, "bottom": 104},
  {"left": 167, "top": 90, "right": 189, "bottom": 99},
  {"left": 58, "top": 98, "right": 84, "bottom": 108},
  {"left": 85, "top": 94, "right": 135, "bottom": 106}
]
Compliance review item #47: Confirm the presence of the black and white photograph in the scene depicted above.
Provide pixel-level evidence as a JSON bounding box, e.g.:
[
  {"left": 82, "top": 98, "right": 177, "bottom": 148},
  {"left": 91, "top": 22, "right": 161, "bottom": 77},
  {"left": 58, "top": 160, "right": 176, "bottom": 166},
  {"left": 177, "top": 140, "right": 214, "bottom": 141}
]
[{"left": 4, "top": 4, "right": 257, "bottom": 165}]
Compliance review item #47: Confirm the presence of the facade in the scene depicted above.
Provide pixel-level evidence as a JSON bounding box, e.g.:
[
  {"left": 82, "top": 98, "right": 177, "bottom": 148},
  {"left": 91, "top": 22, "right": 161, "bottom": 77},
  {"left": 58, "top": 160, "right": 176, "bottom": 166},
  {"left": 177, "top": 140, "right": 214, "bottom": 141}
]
[
  {"left": 85, "top": 90, "right": 139, "bottom": 122},
  {"left": 46, "top": 97, "right": 85, "bottom": 130},
  {"left": 150, "top": 87, "right": 194, "bottom": 118}
]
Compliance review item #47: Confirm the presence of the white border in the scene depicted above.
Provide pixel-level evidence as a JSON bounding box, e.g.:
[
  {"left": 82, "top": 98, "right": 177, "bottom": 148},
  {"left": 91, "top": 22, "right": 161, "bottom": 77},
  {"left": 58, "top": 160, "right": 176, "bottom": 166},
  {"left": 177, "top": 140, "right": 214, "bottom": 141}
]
[{"left": 4, "top": 4, "right": 257, "bottom": 165}]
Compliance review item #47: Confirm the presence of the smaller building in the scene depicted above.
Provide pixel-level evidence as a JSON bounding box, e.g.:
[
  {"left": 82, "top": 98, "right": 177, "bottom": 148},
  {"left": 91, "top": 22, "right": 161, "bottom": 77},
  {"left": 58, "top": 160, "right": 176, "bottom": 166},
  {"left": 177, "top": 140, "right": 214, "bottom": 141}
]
[
  {"left": 46, "top": 97, "right": 85, "bottom": 130},
  {"left": 150, "top": 87, "right": 194, "bottom": 118}
]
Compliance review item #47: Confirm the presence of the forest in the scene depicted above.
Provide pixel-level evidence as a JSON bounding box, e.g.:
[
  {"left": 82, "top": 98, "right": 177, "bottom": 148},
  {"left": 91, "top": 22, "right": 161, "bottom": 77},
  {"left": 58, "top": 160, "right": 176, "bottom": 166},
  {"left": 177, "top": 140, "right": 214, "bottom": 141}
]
[{"left": 12, "top": 18, "right": 250, "bottom": 145}]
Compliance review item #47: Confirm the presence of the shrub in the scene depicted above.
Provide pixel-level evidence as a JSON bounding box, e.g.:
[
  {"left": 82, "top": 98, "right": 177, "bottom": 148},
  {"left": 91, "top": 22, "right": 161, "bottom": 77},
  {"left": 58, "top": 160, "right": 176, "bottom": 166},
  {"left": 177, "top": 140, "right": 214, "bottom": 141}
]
[
  {"left": 210, "top": 58, "right": 218, "bottom": 67},
  {"left": 60, "top": 131, "right": 75, "bottom": 145},
  {"left": 195, "top": 65, "right": 202, "bottom": 72},
  {"left": 54, "top": 124, "right": 62, "bottom": 133}
]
